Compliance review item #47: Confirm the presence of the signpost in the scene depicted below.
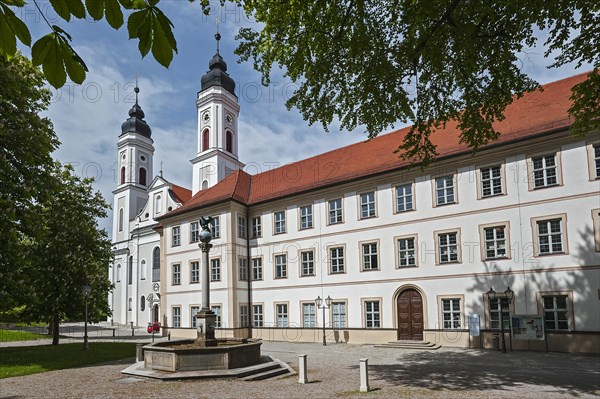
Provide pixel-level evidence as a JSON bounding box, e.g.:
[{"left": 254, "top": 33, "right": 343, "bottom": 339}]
[{"left": 468, "top": 314, "right": 480, "bottom": 349}]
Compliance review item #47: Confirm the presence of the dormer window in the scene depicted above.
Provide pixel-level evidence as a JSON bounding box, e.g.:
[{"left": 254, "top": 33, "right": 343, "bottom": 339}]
[{"left": 155, "top": 194, "right": 162, "bottom": 214}]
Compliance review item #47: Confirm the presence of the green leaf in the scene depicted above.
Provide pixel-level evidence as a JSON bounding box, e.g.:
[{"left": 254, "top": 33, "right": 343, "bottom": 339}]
[
  {"left": 85, "top": 0, "right": 104, "bottom": 20},
  {"left": 31, "top": 35, "right": 54, "bottom": 66},
  {"left": 154, "top": 8, "right": 176, "bottom": 51},
  {"left": 104, "top": 0, "right": 124, "bottom": 29},
  {"left": 63, "top": 52, "right": 86, "bottom": 83},
  {"left": 41, "top": 34, "right": 67, "bottom": 88},
  {"left": 0, "top": 12, "right": 17, "bottom": 59},
  {"left": 127, "top": 9, "right": 145, "bottom": 39},
  {"left": 52, "top": 25, "right": 72, "bottom": 41},
  {"left": 148, "top": 0, "right": 159, "bottom": 7},
  {"left": 68, "top": 0, "right": 86, "bottom": 19},
  {"left": 2, "top": 5, "right": 31, "bottom": 46},
  {"left": 151, "top": 18, "right": 173, "bottom": 67},
  {"left": 2, "top": 0, "right": 26, "bottom": 6},
  {"left": 49, "top": 0, "right": 71, "bottom": 21},
  {"left": 136, "top": 14, "right": 152, "bottom": 57}
]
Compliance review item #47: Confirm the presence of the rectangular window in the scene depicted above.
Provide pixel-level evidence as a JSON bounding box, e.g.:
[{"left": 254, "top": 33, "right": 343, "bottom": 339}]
[
  {"left": 276, "top": 304, "right": 288, "bottom": 327},
  {"left": 332, "top": 302, "right": 347, "bottom": 328},
  {"left": 543, "top": 295, "right": 569, "bottom": 331},
  {"left": 480, "top": 165, "right": 503, "bottom": 197},
  {"left": 438, "top": 232, "right": 459, "bottom": 263},
  {"left": 395, "top": 183, "right": 413, "bottom": 212},
  {"left": 210, "top": 258, "right": 221, "bottom": 281},
  {"left": 362, "top": 242, "right": 379, "bottom": 271},
  {"left": 489, "top": 298, "right": 509, "bottom": 330},
  {"left": 442, "top": 299, "right": 461, "bottom": 329},
  {"left": 211, "top": 305, "right": 222, "bottom": 328},
  {"left": 251, "top": 216, "right": 261, "bottom": 238},
  {"left": 239, "top": 258, "right": 248, "bottom": 281},
  {"left": 252, "top": 304, "right": 263, "bottom": 327},
  {"left": 251, "top": 257, "right": 263, "bottom": 280},
  {"left": 435, "top": 175, "right": 456, "bottom": 205},
  {"left": 532, "top": 154, "right": 558, "bottom": 188},
  {"left": 484, "top": 226, "right": 507, "bottom": 259},
  {"left": 537, "top": 219, "right": 564, "bottom": 255},
  {"left": 172, "top": 264, "right": 181, "bottom": 285},
  {"left": 328, "top": 199, "right": 343, "bottom": 224},
  {"left": 172, "top": 226, "right": 181, "bottom": 247},
  {"left": 594, "top": 144, "right": 600, "bottom": 179},
  {"left": 360, "top": 191, "right": 376, "bottom": 219},
  {"left": 211, "top": 216, "right": 220, "bottom": 238},
  {"left": 274, "top": 211, "right": 286, "bottom": 234},
  {"left": 238, "top": 216, "right": 246, "bottom": 238},
  {"left": 275, "top": 254, "right": 287, "bottom": 279},
  {"left": 240, "top": 305, "right": 249, "bottom": 328},
  {"left": 300, "top": 205, "right": 313, "bottom": 229},
  {"left": 300, "top": 250, "right": 315, "bottom": 276},
  {"left": 397, "top": 237, "right": 416, "bottom": 267},
  {"left": 190, "top": 261, "right": 200, "bottom": 284},
  {"left": 190, "top": 222, "right": 199, "bottom": 243},
  {"left": 172, "top": 306, "right": 181, "bottom": 328},
  {"left": 303, "top": 303, "right": 316, "bottom": 327},
  {"left": 191, "top": 306, "right": 200, "bottom": 328},
  {"left": 364, "top": 301, "right": 381, "bottom": 328},
  {"left": 330, "top": 247, "right": 345, "bottom": 273}
]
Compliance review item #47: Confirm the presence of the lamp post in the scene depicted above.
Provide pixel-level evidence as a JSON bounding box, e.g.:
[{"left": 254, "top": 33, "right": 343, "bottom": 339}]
[
  {"left": 82, "top": 285, "right": 91, "bottom": 350},
  {"left": 315, "top": 295, "right": 332, "bottom": 346},
  {"left": 487, "top": 286, "right": 514, "bottom": 353}
]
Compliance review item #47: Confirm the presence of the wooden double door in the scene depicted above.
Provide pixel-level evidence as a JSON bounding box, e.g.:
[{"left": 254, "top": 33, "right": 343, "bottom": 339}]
[{"left": 397, "top": 289, "right": 424, "bottom": 340}]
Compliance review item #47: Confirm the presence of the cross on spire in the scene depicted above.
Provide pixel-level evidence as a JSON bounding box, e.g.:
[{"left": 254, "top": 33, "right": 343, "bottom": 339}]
[
  {"left": 134, "top": 74, "right": 140, "bottom": 104},
  {"left": 215, "top": 16, "right": 221, "bottom": 54},
  {"left": 160, "top": 161, "right": 163, "bottom": 178}
]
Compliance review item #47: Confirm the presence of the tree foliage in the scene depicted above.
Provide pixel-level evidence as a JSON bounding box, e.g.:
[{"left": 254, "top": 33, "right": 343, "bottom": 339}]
[
  {"left": 0, "top": 52, "right": 58, "bottom": 310},
  {"left": 26, "top": 163, "right": 113, "bottom": 345},
  {"left": 0, "top": 1, "right": 597, "bottom": 163}
]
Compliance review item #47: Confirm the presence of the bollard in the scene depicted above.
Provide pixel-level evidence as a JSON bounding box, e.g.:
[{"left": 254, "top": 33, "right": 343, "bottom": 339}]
[
  {"left": 136, "top": 343, "right": 143, "bottom": 362},
  {"left": 130, "top": 321, "right": 134, "bottom": 337},
  {"left": 359, "top": 358, "right": 370, "bottom": 392},
  {"left": 298, "top": 354, "right": 308, "bottom": 384}
]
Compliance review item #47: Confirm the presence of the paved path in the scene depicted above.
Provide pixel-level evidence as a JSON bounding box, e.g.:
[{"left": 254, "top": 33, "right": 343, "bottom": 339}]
[{"left": 1, "top": 340, "right": 599, "bottom": 398}]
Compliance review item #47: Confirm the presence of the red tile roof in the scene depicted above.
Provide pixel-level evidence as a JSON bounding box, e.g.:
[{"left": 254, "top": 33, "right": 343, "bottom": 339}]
[
  {"left": 169, "top": 184, "right": 192, "bottom": 204},
  {"left": 161, "top": 72, "right": 591, "bottom": 220}
]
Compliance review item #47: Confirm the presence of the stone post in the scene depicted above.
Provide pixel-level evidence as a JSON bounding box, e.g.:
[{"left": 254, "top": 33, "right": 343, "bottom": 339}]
[
  {"left": 196, "top": 225, "right": 217, "bottom": 346},
  {"left": 359, "top": 358, "right": 370, "bottom": 392},
  {"left": 298, "top": 354, "right": 308, "bottom": 383}
]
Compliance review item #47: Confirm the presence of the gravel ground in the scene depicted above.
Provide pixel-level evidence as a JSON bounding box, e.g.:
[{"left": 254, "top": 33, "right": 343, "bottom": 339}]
[{"left": 1, "top": 340, "right": 599, "bottom": 399}]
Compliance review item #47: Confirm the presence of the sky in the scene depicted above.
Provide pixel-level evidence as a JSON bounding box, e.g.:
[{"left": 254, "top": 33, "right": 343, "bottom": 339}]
[{"left": 16, "top": 1, "right": 591, "bottom": 237}]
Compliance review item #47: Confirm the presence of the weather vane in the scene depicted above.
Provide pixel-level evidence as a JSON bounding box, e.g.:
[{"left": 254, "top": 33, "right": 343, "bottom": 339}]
[{"left": 215, "top": 16, "right": 221, "bottom": 54}]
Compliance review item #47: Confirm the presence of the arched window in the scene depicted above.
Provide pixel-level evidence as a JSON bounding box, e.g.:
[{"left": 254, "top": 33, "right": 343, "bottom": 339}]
[
  {"left": 140, "top": 296, "right": 146, "bottom": 312},
  {"left": 118, "top": 208, "right": 124, "bottom": 232},
  {"left": 155, "top": 194, "right": 162, "bottom": 214},
  {"left": 226, "top": 130, "right": 233, "bottom": 153},
  {"left": 128, "top": 256, "right": 133, "bottom": 285},
  {"left": 139, "top": 167, "right": 147, "bottom": 185},
  {"left": 116, "top": 264, "right": 121, "bottom": 282},
  {"left": 152, "top": 247, "right": 160, "bottom": 282},
  {"left": 202, "top": 180, "right": 209, "bottom": 190},
  {"left": 202, "top": 129, "right": 209, "bottom": 152},
  {"left": 128, "top": 297, "right": 132, "bottom": 311},
  {"left": 120, "top": 166, "right": 126, "bottom": 184},
  {"left": 140, "top": 259, "right": 147, "bottom": 280}
]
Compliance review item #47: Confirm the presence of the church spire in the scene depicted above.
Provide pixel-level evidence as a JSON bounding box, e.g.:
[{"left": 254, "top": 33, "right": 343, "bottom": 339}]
[{"left": 121, "top": 81, "right": 152, "bottom": 139}]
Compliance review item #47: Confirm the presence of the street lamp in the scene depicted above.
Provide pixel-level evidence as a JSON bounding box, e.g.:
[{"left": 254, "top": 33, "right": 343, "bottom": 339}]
[
  {"left": 315, "top": 295, "right": 332, "bottom": 346},
  {"left": 82, "top": 285, "right": 91, "bottom": 351},
  {"left": 487, "top": 286, "right": 514, "bottom": 353}
]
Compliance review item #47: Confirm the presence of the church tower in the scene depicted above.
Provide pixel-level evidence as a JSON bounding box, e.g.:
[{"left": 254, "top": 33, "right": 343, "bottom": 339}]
[
  {"left": 112, "top": 85, "right": 154, "bottom": 242},
  {"left": 191, "top": 32, "right": 244, "bottom": 194}
]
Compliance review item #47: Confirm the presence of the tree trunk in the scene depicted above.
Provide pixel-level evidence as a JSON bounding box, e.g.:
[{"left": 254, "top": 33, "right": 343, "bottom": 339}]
[{"left": 52, "top": 316, "right": 60, "bottom": 345}]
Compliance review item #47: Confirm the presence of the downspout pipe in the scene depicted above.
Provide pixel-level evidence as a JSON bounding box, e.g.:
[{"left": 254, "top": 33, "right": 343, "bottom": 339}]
[{"left": 246, "top": 204, "right": 252, "bottom": 338}]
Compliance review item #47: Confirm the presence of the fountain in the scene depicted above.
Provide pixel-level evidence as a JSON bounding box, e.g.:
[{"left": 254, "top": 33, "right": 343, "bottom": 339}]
[{"left": 122, "top": 217, "right": 292, "bottom": 380}]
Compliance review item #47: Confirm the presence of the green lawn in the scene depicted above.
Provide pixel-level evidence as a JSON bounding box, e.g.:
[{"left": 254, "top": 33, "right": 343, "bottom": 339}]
[
  {"left": 0, "top": 343, "right": 136, "bottom": 378},
  {"left": 0, "top": 329, "right": 49, "bottom": 342}
]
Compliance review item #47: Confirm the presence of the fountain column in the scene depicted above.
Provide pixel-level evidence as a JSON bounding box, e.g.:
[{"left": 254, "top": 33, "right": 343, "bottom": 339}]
[{"left": 196, "top": 218, "right": 217, "bottom": 346}]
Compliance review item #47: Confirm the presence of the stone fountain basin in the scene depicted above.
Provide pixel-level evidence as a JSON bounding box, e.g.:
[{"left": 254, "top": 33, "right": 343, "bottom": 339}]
[{"left": 143, "top": 339, "right": 262, "bottom": 372}]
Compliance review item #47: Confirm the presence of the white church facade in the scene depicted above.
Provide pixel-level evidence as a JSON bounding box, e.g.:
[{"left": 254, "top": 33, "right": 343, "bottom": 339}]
[{"left": 109, "top": 48, "right": 600, "bottom": 353}]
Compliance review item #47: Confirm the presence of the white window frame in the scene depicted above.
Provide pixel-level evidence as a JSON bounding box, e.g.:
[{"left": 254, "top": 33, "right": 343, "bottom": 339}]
[
  {"left": 275, "top": 303, "right": 289, "bottom": 327},
  {"left": 395, "top": 234, "right": 418, "bottom": 268},
  {"left": 251, "top": 257, "right": 263, "bottom": 281},
  {"left": 237, "top": 215, "right": 247, "bottom": 238},
  {"left": 172, "top": 306, "right": 181, "bottom": 328},
  {"left": 191, "top": 306, "right": 200, "bottom": 328},
  {"left": 440, "top": 297, "right": 462, "bottom": 330},
  {"left": 172, "top": 263, "right": 181, "bottom": 286},
  {"left": 527, "top": 150, "right": 563, "bottom": 191},
  {"left": 331, "top": 301, "right": 347, "bottom": 328},
  {"left": 251, "top": 216, "right": 262, "bottom": 238},
  {"left": 434, "top": 228, "right": 462, "bottom": 264},
  {"left": 238, "top": 257, "right": 248, "bottom": 281},
  {"left": 328, "top": 198, "right": 343, "bottom": 225},
  {"left": 531, "top": 214, "right": 568, "bottom": 257},
  {"left": 592, "top": 209, "right": 600, "bottom": 252},
  {"left": 302, "top": 302, "right": 317, "bottom": 327},
  {"left": 190, "top": 260, "right": 200, "bottom": 284},
  {"left": 479, "top": 222, "right": 511, "bottom": 261},
  {"left": 210, "top": 258, "right": 221, "bottom": 281},
  {"left": 433, "top": 174, "right": 457, "bottom": 206},
  {"left": 274, "top": 211, "right": 286, "bottom": 234},
  {"left": 274, "top": 253, "right": 287, "bottom": 279},
  {"left": 299, "top": 205, "right": 313, "bottom": 230},
  {"left": 211, "top": 215, "right": 220, "bottom": 238},
  {"left": 329, "top": 245, "right": 345, "bottom": 274},
  {"left": 252, "top": 304, "right": 264, "bottom": 327},
  {"left": 172, "top": 226, "right": 181, "bottom": 247},
  {"left": 211, "top": 305, "right": 222, "bottom": 328},
  {"left": 363, "top": 299, "right": 381, "bottom": 328},
  {"left": 240, "top": 304, "right": 249, "bottom": 328},
  {"left": 394, "top": 183, "right": 414, "bottom": 213},
  {"left": 477, "top": 164, "right": 505, "bottom": 198},
  {"left": 359, "top": 191, "right": 377, "bottom": 219},
  {"left": 360, "top": 241, "right": 379, "bottom": 271},
  {"left": 300, "top": 250, "right": 315, "bottom": 276},
  {"left": 190, "top": 221, "right": 199, "bottom": 243},
  {"left": 585, "top": 141, "right": 600, "bottom": 180}
]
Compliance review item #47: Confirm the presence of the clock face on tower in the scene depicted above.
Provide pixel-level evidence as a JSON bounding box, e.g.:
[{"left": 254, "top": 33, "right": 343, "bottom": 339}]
[
  {"left": 202, "top": 111, "right": 210, "bottom": 124},
  {"left": 225, "top": 113, "right": 233, "bottom": 125}
]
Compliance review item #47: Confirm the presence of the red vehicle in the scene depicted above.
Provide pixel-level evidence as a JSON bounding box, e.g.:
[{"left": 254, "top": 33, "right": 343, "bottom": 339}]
[{"left": 147, "top": 322, "right": 160, "bottom": 333}]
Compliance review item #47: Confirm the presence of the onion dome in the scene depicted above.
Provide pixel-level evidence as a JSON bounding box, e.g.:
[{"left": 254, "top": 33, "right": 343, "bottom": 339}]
[
  {"left": 200, "top": 32, "right": 236, "bottom": 95},
  {"left": 120, "top": 86, "right": 152, "bottom": 138}
]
